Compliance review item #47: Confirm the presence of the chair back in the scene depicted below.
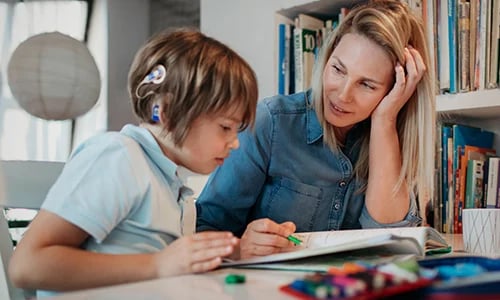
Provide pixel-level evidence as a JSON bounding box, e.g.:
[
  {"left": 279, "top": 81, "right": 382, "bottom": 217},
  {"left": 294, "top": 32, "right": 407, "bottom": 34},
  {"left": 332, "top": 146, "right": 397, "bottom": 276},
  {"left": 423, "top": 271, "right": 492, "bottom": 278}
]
[{"left": 0, "top": 160, "right": 64, "bottom": 300}]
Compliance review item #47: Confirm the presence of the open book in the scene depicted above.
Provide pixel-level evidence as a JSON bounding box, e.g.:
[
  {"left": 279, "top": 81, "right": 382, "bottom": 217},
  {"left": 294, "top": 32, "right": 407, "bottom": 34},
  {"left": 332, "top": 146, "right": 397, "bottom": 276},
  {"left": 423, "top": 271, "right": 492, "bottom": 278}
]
[{"left": 221, "top": 226, "right": 450, "bottom": 268}]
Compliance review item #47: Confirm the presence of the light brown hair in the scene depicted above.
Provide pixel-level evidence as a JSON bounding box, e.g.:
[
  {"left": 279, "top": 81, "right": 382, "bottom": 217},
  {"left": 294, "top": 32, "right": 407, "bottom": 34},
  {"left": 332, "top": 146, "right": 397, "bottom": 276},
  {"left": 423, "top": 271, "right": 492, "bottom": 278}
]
[
  {"left": 128, "top": 28, "right": 258, "bottom": 146},
  {"left": 311, "top": 0, "right": 436, "bottom": 206}
]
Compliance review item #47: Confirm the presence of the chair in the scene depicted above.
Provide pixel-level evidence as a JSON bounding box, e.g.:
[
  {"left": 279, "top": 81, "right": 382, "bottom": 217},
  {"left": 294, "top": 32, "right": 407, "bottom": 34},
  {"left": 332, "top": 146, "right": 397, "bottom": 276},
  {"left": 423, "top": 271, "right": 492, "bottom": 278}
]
[{"left": 0, "top": 160, "right": 64, "bottom": 300}]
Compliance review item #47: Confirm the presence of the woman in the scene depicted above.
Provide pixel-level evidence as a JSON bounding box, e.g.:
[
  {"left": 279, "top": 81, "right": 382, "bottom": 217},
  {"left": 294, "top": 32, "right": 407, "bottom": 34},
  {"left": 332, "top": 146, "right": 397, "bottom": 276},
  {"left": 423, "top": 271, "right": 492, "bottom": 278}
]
[{"left": 196, "top": 0, "right": 436, "bottom": 259}]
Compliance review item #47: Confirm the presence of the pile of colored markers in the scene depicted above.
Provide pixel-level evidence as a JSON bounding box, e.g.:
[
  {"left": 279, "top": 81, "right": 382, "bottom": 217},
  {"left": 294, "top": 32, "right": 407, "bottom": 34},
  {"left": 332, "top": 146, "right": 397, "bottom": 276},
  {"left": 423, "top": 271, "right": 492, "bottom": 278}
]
[{"left": 280, "top": 260, "right": 434, "bottom": 299}]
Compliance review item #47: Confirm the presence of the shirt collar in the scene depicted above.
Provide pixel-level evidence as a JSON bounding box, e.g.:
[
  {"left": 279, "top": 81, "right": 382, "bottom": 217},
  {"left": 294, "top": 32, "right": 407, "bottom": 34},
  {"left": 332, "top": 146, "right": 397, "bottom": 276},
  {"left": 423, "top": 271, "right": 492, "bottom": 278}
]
[
  {"left": 305, "top": 89, "right": 324, "bottom": 144},
  {"left": 120, "top": 124, "right": 195, "bottom": 184}
]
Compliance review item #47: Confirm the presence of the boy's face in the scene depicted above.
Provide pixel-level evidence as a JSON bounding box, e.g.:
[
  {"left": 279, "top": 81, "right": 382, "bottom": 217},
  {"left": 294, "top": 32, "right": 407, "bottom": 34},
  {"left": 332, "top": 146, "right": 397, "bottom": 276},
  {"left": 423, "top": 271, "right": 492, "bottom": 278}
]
[{"left": 173, "top": 106, "right": 244, "bottom": 174}]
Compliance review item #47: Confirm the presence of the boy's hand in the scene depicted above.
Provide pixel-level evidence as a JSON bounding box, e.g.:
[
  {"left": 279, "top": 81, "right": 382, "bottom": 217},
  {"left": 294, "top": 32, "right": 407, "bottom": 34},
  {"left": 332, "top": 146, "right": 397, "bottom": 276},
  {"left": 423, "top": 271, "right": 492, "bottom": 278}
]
[
  {"left": 154, "top": 231, "right": 237, "bottom": 277},
  {"left": 239, "top": 218, "right": 296, "bottom": 259}
]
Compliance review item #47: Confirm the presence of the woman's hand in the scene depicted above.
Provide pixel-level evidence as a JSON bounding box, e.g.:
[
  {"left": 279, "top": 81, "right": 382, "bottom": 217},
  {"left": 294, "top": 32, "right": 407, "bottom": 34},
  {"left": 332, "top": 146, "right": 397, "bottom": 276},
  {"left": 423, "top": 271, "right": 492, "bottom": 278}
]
[
  {"left": 239, "top": 218, "right": 296, "bottom": 259},
  {"left": 154, "top": 231, "right": 237, "bottom": 277},
  {"left": 372, "top": 46, "right": 426, "bottom": 123}
]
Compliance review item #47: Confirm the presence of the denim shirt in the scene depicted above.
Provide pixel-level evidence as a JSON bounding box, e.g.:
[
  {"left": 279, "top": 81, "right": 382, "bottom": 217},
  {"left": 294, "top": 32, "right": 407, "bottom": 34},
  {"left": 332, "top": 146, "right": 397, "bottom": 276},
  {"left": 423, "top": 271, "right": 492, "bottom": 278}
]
[{"left": 196, "top": 91, "right": 421, "bottom": 237}]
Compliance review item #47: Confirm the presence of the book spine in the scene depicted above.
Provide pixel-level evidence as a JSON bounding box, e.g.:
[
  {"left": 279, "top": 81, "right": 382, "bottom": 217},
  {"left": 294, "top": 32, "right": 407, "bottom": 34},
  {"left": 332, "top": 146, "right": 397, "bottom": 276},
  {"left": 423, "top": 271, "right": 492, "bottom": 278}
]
[
  {"left": 488, "top": 0, "right": 500, "bottom": 88},
  {"left": 448, "top": 0, "right": 457, "bottom": 93},
  {"left": 439, "top": 0, "right": 451, "bottom": 92},
  {"left": 301, "top": 28, "right": 318, "bottom": 90},
  {"left": 446, "top": 135, "right": 454, "bottom": 233},
  {"left": 496, "top": 158, "right": 500, "bottom": 207},
  {"left": 288, "top": 24, "right": 295, "bottom": 95},
  {"left": 486, "top": 157, "right": 499, "bottom": 207},
  {"left": 277, "top": 23, "right": 286, "bottom": 95},
  {"left": 441, "top": 126, "right": 451, "bottom": 232},
  {"left": 293, "top": 26, "right": 304, "bottom": 93},
  {"left": 458, "top": 1, "right": 470, "bottom": 92},
  {"left": 465, "top": 159, "right": 484, "bottom": 208},
  {"left": 469, "top": 0, "right": 479, "bottom": 90}
]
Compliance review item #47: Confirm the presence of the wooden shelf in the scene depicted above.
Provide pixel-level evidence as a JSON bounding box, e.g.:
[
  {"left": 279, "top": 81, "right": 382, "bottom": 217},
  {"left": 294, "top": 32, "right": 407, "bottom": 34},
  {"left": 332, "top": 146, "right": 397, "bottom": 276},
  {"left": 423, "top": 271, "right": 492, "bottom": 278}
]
[
  {"left": 276, "top": 0, "right": 362, "bottom": 20},
  {"left": 436, "top": 89, "right": 500, "bottom": 119}
]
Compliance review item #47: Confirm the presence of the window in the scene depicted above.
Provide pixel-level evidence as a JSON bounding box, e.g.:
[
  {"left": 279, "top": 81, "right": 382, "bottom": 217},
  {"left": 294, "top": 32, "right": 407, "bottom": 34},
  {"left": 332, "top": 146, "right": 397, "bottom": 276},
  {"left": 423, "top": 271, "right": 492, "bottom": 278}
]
[
  {"left": 0, "top": 0, "right": 90, "bottom": 240},
  {"left": 0, "top": 0, "right": 89, "bottom": 162}
]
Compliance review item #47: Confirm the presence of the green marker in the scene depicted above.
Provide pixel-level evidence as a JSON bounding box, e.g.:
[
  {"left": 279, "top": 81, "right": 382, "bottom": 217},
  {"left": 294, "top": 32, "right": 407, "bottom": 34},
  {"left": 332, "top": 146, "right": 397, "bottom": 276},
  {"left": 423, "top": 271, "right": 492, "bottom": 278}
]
[
  {"left": 225, "top": 274, "right": 246, "bottom": 284},
  {"left": 287, "top": 235, "right": 302, "bottom": 246}
]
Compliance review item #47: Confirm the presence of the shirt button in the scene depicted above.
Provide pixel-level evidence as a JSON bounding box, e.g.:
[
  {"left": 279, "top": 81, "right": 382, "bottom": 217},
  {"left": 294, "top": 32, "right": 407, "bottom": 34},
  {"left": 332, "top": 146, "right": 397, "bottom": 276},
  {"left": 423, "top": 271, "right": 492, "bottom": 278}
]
[
  {"left": 339, "top": 181, "right": 346, "bottom": 187},
  {"left": 334, "top": 203, "right": 340, "bottom": 210}
]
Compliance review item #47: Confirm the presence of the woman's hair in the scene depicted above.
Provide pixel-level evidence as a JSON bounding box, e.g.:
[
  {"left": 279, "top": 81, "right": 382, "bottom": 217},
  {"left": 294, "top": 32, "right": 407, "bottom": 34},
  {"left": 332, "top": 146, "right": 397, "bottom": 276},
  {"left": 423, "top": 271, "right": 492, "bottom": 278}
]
[
  {"left": 311, "top": 0, "right": 436, "bottom": 208},
  {"left": 128, "top": 28, "right": 258, "bottom": 146}
]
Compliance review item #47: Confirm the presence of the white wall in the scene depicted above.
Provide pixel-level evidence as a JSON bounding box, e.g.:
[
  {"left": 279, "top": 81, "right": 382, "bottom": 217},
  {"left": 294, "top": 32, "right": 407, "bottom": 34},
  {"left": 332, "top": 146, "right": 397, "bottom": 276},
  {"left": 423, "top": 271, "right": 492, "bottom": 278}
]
[
  {"left": 74, "top": 0, "right": 150, "bottom": 146},
  {"left": 201, "top": 0, "right": 310, "bottom": 99},
  {"left": 107, "top": 0, "right": 150, "bottom": 131}
]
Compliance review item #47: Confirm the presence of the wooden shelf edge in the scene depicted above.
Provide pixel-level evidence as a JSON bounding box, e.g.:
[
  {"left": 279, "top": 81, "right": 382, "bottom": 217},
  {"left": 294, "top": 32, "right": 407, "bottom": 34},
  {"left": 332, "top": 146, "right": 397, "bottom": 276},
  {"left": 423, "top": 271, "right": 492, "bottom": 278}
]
[{"left": 436, "top": 89, "right": 500, "bottom": 118}]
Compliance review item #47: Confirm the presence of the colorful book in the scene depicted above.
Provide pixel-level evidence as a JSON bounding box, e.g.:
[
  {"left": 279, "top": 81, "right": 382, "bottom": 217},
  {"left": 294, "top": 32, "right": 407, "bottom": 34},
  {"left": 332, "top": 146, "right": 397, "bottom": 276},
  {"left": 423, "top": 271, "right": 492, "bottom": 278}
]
[
  {"left": 452, "top": 124, "right": 494, "bottom": 233},
  {"left": 465, "top": 159, "right": 484, "bottom": 208},
  {"left": 458, "top": 145, "right": 496, "bottom": 210},
  {"left": 441, "top": 125, "right": 452, "bottom": 233},
  {"left": 293, "top": 13, "right": 323, "bottom": 92}
]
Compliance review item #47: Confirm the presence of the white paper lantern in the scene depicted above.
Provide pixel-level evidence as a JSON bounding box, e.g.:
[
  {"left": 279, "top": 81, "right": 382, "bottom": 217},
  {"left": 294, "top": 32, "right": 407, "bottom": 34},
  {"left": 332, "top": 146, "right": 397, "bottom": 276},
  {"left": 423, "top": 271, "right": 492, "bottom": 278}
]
[{"left": 7, "top": 32, "right": 100, "bottom": 120}]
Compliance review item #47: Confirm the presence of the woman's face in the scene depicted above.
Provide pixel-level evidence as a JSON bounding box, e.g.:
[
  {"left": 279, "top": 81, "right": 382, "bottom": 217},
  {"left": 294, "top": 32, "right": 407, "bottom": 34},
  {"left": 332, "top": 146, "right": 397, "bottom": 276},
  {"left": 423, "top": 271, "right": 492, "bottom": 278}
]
[{"left": 322, "top": 33, "right": 394, "bottom": 135}]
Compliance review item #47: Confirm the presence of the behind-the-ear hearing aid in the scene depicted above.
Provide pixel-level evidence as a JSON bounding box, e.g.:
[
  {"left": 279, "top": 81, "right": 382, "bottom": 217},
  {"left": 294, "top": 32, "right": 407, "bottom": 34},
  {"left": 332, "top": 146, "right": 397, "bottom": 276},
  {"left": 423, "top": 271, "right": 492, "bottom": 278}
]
[
  {"left": 142, "top": 65, "right": 166, "bottom": 85},
  {"left": 151, "top": 104, "right": 160, "bottom": 122},
  {"left": 135, "top": 64, "right": 167, "bottom": 99}
]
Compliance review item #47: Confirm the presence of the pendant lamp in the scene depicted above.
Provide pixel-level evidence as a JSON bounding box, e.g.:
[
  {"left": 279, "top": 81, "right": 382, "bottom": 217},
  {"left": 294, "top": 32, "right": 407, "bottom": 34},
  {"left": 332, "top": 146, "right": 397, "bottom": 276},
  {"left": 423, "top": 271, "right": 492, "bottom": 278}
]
[{"left": 7, "top": 32, "right": 100, "bottom": 120}]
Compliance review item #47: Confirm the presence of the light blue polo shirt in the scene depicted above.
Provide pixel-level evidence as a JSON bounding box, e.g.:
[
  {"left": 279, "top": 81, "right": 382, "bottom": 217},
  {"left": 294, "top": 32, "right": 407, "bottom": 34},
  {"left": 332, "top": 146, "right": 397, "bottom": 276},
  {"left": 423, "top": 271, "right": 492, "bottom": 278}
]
[{"left": 39, "top": 124, "right": 195, "bottom": 297}]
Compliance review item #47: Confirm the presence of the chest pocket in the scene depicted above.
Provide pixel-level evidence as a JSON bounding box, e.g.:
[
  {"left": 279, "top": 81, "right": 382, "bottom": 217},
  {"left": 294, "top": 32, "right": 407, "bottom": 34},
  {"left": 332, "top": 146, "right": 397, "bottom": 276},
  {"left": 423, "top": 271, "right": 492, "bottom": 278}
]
[{"left": 262, "top": 177, "right": 323, "bottom": 232}]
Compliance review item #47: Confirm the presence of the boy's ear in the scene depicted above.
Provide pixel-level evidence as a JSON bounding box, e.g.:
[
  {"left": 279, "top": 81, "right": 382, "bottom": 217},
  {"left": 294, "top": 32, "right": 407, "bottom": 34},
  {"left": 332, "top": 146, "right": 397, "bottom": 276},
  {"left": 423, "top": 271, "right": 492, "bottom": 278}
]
[
  {"left": 154, "top": 93, "right": 172, "bottom": 124},
  {"left": 158, "top": 103, "right": 167, "bottom": 124}
]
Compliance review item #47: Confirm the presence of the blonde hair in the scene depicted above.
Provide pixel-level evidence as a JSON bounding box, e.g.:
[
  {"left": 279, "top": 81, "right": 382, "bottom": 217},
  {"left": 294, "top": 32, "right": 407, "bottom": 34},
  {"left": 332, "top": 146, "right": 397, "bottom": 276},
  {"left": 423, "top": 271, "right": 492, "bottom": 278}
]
[
  {"left": 311, "top": 0, "right": 436, "bottom": 206},
  {"left": 128, "top": 28, "right": 258, "bottom": 146}
]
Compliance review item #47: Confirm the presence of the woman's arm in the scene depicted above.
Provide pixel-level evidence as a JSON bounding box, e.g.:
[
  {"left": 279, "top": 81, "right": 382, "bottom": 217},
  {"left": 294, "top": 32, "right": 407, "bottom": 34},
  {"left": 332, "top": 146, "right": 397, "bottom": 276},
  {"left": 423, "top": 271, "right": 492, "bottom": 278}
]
[
  {"left": 365, "top": 47, "right": 426, "bottom": 223},
  {"left": 196, "top": 101, "right": 274, "bottom": 236}
]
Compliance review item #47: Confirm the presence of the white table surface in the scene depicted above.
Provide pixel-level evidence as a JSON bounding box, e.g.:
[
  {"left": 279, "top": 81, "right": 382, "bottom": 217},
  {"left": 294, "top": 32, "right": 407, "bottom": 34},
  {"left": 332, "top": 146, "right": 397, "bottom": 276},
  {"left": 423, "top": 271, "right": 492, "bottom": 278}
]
[
  {"left": 49, "top": 268, "right": 306, "bottom": 300},
  {"left": 48, "top": 234, "right": 466, "bottom": 300}
]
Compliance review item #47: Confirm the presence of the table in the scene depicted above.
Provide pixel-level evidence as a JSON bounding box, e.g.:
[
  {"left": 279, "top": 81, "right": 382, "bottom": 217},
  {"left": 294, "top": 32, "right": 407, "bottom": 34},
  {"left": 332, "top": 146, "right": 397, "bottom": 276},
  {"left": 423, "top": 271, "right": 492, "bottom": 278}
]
[
  {"left": 49, "top": 268, "right": 304, "bottom": 300},
  {"left": 49, "top": 234, "right": 467, "bottom": 300},
  {"left": 442, "top": 233, "right": 464, "bottom": 252}
]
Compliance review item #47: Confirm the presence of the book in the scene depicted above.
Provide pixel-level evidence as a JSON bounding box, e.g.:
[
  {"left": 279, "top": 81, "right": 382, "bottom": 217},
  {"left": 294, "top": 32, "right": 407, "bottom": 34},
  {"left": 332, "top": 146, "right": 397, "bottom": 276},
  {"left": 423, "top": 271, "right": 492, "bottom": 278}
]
[
  {"left": 277, "top": 23, "right": 290, "bottom": 95},
  {"left": 486, "top": 157, "right": 500, "bottom": 208},
  {"left": 221, "top": 227, "right": 449, "bottom": 269},
  {"left": 275, "top": 14, "right": 294, "bottom": 95},
  {"left": 489, "top": 0, "right": 500, "bottom": 88},
  {"left": 293, "top": 13, "right": 323, "bottom": 92},
  {"left": 441, "top": 125, "right": 452, "bottom": 233},
  {"left": 438, "top": 0, "right": 451, "bottom": 92},
  {"left": 458, "top": 145, "right": 496, "bottom": 210},
  {"left": 458, "top": 1, "right": 470, "bottom": 92},
  {"left": 452, "top": 124, "right": 494, "bottom": 233},
  {"left": 447, "top": 0, "right": 458, "bottom": 93},
  {"left": 465, "top": 159, "right": 485, "bottom": 208}
]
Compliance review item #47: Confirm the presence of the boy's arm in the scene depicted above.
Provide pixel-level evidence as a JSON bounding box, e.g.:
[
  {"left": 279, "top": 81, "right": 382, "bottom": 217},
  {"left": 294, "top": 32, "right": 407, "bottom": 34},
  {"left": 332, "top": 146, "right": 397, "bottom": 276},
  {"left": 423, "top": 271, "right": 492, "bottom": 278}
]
[
  {"left": 9, "top": 210, "right": 237, "bottom": 292},
  {"left": 9, "top": 210, "right": 157, "bottom": 291}
]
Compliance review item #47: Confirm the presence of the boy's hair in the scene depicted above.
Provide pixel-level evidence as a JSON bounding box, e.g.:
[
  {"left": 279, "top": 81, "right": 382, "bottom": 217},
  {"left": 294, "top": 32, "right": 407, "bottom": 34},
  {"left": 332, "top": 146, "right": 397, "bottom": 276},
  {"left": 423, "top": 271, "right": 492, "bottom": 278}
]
[
  {"left": 128, "top": 28, "right": 258, "bottom": 146},
  {"left": 311, "top": 0, "right": 436, "bottom": 207}
]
